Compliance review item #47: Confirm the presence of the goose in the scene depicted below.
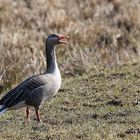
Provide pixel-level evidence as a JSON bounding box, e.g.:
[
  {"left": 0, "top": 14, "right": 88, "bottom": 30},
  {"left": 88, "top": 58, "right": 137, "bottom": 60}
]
[{"left": 0, "top": 33, "right": 69, "bottom": 122}]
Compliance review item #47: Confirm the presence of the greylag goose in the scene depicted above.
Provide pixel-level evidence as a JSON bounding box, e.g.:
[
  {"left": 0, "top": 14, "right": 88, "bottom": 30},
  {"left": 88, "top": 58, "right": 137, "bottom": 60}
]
[{"left": 0, "top": 33, "right": 69, "bottom": 122}]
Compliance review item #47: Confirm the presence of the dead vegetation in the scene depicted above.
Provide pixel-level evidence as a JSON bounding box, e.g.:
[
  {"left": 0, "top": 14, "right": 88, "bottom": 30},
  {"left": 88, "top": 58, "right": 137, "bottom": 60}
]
[{"left": 0, "top": 0, "right": 140, "bottom": 87}]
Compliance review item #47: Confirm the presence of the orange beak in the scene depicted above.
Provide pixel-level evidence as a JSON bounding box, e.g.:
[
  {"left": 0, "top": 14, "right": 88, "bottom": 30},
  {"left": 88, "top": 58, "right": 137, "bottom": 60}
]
[{"left": 58, "top": 35, "right": 69, "bottom": 44}]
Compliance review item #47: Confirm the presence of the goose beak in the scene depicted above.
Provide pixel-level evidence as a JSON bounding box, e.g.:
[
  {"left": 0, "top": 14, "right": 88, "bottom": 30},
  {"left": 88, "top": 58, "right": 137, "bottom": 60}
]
[{"left": 58, "top": 35, "right": 69, "bottom": 44}]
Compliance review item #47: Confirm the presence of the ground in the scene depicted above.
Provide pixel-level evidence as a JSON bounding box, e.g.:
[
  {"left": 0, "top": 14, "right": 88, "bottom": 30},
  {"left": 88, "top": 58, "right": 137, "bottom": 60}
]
[{"left": 0, "top": 63, "right": 139, "bottom": 140}]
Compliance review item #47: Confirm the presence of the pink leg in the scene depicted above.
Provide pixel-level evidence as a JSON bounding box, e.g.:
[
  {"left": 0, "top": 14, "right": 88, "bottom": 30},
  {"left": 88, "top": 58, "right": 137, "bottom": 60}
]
[
  {"left": 26, "top": 106, "right": 30, "bottom": 121},
  {"left": 35, "top": 107, "right": 41, "bottom": 123}
]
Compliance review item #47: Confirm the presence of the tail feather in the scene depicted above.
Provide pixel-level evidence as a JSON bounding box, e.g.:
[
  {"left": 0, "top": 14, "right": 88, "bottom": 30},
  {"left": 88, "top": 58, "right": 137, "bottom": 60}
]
[{"left": 0, "top": 105, "right": 7, "bottom": 115}]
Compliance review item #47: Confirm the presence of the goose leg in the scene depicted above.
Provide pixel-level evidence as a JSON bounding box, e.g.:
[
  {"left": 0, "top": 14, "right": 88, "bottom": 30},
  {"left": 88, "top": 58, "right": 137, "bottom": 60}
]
[
  {"left": 35, "top": 107, "right": 41, "bottom": 123},
  {"left": 26, "top": 106, "right": 30, "bottom": 121}
]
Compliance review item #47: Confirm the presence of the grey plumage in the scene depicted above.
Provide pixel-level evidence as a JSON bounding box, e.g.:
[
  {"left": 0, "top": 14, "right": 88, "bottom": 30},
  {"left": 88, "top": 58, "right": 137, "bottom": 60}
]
[
  {"left": 0, "top": 33, "right": 69, "bottom": 122},
  {"left": 0, "top": 75, "right": 47, "bottom": 109}
]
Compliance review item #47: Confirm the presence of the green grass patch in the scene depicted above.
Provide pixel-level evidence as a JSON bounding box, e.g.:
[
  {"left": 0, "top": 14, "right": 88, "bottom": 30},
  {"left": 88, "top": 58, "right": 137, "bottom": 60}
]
[{"left": 0, "top": 63, "right": 139, "bottom": 140}]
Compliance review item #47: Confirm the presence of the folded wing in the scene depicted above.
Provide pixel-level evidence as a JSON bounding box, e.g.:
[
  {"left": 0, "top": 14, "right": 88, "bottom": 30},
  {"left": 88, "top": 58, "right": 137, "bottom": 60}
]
[{"left": 0, "top": 75, "right": 47, "bottom": 109}]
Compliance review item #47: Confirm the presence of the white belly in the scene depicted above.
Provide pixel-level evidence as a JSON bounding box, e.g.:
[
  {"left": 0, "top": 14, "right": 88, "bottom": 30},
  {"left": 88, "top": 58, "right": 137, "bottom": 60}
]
[{"left": 43, "top": 73, "right": 61, "bottom": 101}]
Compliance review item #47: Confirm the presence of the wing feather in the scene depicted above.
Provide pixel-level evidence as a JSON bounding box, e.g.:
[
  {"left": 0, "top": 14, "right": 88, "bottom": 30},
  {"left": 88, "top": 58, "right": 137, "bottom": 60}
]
[{"left": 0, "top": 75, "right": 47, "bottom": 108}]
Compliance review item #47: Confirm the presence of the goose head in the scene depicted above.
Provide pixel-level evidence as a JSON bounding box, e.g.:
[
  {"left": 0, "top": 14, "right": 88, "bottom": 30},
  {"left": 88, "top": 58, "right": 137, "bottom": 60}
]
[{"left": 47, "top": 33, "right": 69, "bottom": 46}]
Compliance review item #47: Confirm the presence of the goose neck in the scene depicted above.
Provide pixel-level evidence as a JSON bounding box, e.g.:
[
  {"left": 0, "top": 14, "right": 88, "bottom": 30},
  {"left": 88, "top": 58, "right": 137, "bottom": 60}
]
[{"left": 45, "top": 45, "right": 59, "bottom": 73}]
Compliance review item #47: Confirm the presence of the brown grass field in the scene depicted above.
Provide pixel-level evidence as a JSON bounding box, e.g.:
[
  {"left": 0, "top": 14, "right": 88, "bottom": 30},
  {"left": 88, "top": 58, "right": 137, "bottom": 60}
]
[{"left": 0, "top": 0, "right": 140, "bottom": 139}]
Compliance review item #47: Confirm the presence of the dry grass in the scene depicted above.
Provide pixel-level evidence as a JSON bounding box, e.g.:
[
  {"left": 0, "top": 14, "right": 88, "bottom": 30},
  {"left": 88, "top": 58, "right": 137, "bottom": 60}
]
[{"left": 0, "top": 0, "right": 140, "bottom": 87}]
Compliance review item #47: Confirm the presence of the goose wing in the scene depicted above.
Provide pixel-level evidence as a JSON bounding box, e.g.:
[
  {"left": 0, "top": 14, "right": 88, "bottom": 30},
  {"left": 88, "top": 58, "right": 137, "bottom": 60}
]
[{"left": 0, "top": 75, "right": 47, "bottom": 108}]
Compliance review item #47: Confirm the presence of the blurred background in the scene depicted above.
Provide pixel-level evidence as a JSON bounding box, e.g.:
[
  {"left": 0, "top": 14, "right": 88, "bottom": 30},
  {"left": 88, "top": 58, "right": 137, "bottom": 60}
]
[{"left": 0, "top": 0, "right": 140, "bottom": 90}]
